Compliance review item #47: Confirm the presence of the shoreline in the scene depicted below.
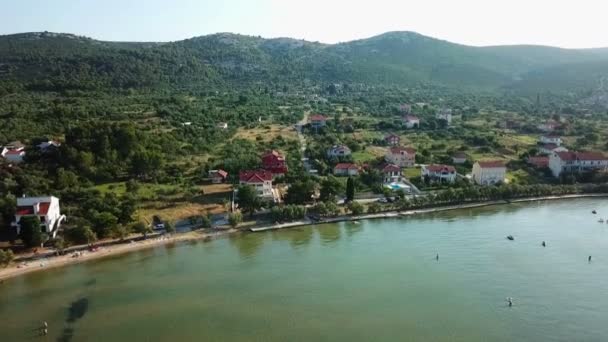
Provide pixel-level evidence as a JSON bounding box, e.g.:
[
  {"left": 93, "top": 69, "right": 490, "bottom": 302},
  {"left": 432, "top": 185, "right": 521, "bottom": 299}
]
[{"left": 1, "top": 193, "right": 606, "bottom": 281}]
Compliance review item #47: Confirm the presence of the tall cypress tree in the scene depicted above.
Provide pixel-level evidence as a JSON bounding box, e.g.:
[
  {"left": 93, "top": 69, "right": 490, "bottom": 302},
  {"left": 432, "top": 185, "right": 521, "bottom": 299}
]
[{"left": 346, "top": 177, "right": 355, "bottom": 203}]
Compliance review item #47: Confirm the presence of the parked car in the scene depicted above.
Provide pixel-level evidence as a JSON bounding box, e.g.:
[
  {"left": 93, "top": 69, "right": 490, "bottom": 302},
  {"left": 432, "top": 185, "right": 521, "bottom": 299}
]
[{"left": 152, "top": 215, "right": 165, "bottom": 230}]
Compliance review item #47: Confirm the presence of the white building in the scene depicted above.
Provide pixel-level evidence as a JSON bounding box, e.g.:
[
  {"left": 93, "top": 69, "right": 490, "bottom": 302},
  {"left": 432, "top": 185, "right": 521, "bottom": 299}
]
[
  {"left": 537, "top": 120, "right": 559, "bottom": 132},
  {"left": 452, "top": 152, "right": 468, "bottom": 164},
  {"left": 385, "top": 147, "right": 416, "bottom": 168},
  {"left": 538, "top": 143, "right": 568, "bottom": 155},
  {"left": 422, "top": 164, "right": 457, "bottom": 183},
  {"left": 472, "top": 161, "right": 507, "bottom": 185},
  {"left": 548, "top": 151, "right": 608, "bottom": 177},
  {"left": 436, "top": 108, "right": 453, "bottom": 124},
  {"left": 327, "top": 145, "right": 352, "bottom": 158},
  {"left": 12, "top": 196, "right": 65, "bottom": 238},
  {"left": 539, "top": 135, "right": 562, "bottom": 146},
  {"left": 379, "top": 164, "right": 403, "bottom": 184},
  {"left": 239, "top": 170, "right": 274, "bottom": 200},
  {"left": 403, "top": 115, "right": 420, "bottom": 129}
]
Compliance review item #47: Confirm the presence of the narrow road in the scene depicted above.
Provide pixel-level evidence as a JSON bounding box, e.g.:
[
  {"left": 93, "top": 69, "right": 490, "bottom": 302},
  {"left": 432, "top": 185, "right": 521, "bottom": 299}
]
[{"left": 295, "top": 112, "right": 312, "bottom": 171}]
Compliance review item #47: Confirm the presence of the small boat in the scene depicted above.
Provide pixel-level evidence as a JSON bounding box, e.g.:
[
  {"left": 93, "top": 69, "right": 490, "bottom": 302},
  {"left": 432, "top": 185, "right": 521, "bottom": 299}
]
[
  {"left": 506, "top": 235, "right": 514, "bottom": 241},
  {"left": 592, "top": 210, "right": 597, "bottom": 214}
]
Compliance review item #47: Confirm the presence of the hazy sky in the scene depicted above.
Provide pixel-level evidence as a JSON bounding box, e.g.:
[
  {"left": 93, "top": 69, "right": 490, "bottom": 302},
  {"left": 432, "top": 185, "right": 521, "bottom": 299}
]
[{"left": 2, "top": 0, "right": 607, "bottom": 48}]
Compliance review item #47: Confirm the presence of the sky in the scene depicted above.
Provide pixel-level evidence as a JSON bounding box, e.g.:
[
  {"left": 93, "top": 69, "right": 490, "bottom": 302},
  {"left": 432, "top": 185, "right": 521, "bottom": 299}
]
[{"left": 1, "top": 0, "right": 608, "bottom": 48}]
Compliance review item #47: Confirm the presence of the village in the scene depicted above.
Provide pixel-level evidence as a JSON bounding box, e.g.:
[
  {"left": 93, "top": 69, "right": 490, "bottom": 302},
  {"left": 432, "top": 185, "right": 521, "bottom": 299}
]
[{"left": 2, "top": 101, "right": 608, "bottom": 260}]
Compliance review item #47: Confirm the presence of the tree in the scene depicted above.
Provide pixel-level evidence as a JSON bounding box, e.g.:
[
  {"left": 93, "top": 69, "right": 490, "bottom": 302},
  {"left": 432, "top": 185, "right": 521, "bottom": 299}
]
[
  {"left": 367, "top": 202, "right": 381, "bottom": 214},
  {"left": 0, "top": 249, "right": 14, "bottom": 268},
  {"left": 228, "top": 212, "right": 242, "bottom": 228},
  {"left": 65, "top": 225, "right": 97, "bottom": 245},
  {"left": 200, "top": 215, "right": 212, "bottom": 229},
  {"left": 54, "top": 237, "right": 67, "bottom": 255},
  {"left": 165, "top": 221, "right": 175, "bottom": 233},
  {"left": 284, "top": 179, "right": 318, "bottom": 204},
  {"left": 110, "top": 224, "right": 130, "bottom": 241},
  {"left": 345, "top": 177, "right": 355, "bottom": 202},
  {"left": 237, "top": 185, "right": 262, "bottom": 216},
  {"left": 132, "top": 222, "right": 152, "bottom": 238},
  {"left": 91, "top": 212, "right": 118, "bottom": 238},
  {"left": 320, "top": 175, "right": 343, "bottom": 202},
  {"left": 19, "top": 216, "right": 44, "bottom": 248},
  {"left": 347, "top": 201, "right": 364, "bottom": 215}
]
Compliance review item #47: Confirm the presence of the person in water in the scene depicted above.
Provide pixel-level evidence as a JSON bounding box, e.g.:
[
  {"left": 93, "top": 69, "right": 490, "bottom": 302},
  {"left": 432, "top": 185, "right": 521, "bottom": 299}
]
[
  {"left": 589, "top": 255, "right": 592, "bottom": 262},
  {"left": 542, "top": 241, "right": 546, "bottom": 247},
  {"left": 507, "top": 297, "right": 513, "bottom": 307},
  {"left": 436, "top": 254, "right": 439, "bottom": 261}
]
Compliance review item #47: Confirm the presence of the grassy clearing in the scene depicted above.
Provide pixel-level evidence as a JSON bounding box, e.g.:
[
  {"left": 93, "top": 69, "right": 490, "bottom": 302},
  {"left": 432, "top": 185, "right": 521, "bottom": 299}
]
[{"left": 233, "top": 124, "right": 298, "bottom": 143}]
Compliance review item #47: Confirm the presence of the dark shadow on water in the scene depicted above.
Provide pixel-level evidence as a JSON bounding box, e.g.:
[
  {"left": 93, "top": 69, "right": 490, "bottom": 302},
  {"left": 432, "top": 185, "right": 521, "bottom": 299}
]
[
  {"left": 316, "top": 224, "right": 342, "bottom": 245},
  {"left": 56, "top": 327, "right": 74, "bottom": 342},
  {"left": 345, "top": 223, "right": 363, "bottom": 237},
  {"left": 84, "top": 278, "right": 96, "bottom": 287},
  {"left": 67, "top": 298, "right": 89, "bottom": 323},
  {"left": 229, "top": 233, "right": 264, "bottom": 259}
]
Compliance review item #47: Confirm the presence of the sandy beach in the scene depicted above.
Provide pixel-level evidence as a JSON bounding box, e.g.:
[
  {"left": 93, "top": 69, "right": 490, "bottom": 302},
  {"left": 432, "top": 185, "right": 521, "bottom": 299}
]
[{"left": 1, "top": 193, "right": 606, "bottom": 281}]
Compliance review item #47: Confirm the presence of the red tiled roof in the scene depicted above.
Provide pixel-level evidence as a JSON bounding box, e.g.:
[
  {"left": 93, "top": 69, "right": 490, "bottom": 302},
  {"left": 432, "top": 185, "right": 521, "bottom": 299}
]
[
  {"left": 38, "top": 202, "right": 50, "bottom": 215},
  {"left": 334, "top": 163, "right": 358, "bottom": 170},
  {"left": 477, "top": 160, "right": 506, "bottom": 168},
  {"left": 310, "top": 114, "right": 327, "bottom": 121},
  {"left": 262, "top": 150, "right": 285, "bottom": 160},
  {"left": 239, "top": 170, "right": 273, "bottom": 183},
  {"left": 425, "top": 164, "right": 456, "bottom": 173},
  {"left": 403, "top": 115, "right": 419, "bottom": 121},
  {"left": 210, "top": 169, "right": 228, "bottom": 178},
  {"left": 527, "top": 156, "right": 549, "bottom": 168},
  {"left": 15, "top": 206, "right": 34, "bottom": 215},
  {"left": 390, "top": 146, "right": 416, "bottom": 155},
  {"left": 5, "top": 149, "right": 24, "bottom": 155},
  {"left": 380, "top": 164, "right": 401, "bottom": 173},
  {"left": 555, "top": 151, "right": 607, "bottom": 161},
  {"left": 541, "top": 143, "right": 559, "bottom": 150}
]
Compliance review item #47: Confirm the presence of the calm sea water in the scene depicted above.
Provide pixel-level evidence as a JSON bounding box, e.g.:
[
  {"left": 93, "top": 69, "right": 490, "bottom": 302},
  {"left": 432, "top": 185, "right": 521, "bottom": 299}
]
[{"left": 1, "top": 199, "right": 608, "bottom": 342}]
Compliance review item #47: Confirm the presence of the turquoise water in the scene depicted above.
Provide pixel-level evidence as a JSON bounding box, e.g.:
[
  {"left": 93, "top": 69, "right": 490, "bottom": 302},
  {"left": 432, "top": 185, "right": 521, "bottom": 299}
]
[{"left": 1, "top": 199, "right": 608, "bottom": 341}]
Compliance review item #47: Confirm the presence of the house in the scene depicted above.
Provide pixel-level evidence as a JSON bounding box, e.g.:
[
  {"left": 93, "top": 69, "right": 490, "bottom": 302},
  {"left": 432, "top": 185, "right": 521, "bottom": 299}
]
[
  {"left": 239, "top": 170, "right": 274, "bottom": 199},
  {"left": 436, "top": 108, "right": 453, "bottom": 124},
  {"left": 309, "top": 114, "right": 327, "bottom": 129},
  {"left": 5, "top": 141, "right": 25, "bottom": 150},
  {"left": 452, "top": 152, "right": 468, "bottom": 164},
  {"left": 1, "top": 148, "right": 25, "bottom": 163},
  {"left": 539, "top": 143, "right": 568, "bottom": 155},
  {"left": 333, "top": 163, "right": 359, "bottom": 176},
  {"left": 403, "top": 115, "right": 420, "bottom": 129},
  {"left": 539, "top": 135, "right": 562, "bottom": 146},
  {"left": 527, "top": 156, "right": 549, "bottom": 169},
  {"left": 11, "top": 196, "right": 66, "bottom": 238},
  {"left": 379, "top": 164, "right": 403, "bottom": 183},
  {"left": 261, "top": 150, "right": 288, "bottom": 176},
  {"left": 327, "top": 145, "right": 352, "bottom": 158},
  {"left": 399, "top": 103, "right": 412, "bottom": 114},
  {"left": 548, "top": 151, "right": 608, "bottom": 177},
  {"left": 385, "top": 146, "right": 416, "bottom": 168},
  {"left": 384, "top": 133, "right": 401, "bottom": 146},
  {"left": 217, "top": 122, "right": 228, "bottom": 129},
  {"left": 421, "top": 164, "right": 457, "bottom": 183},
  {"left": 472, "top": 161, "right": 507, "bottom": 185},
  {"left": 37, "top": 140, "right": 61, "bottom": 150},
  {"left": 537, "top": 120, "right": 560, "bottom": 132},
  {"left": 208, "top": 169, "right": 228, "bottom": 184}
]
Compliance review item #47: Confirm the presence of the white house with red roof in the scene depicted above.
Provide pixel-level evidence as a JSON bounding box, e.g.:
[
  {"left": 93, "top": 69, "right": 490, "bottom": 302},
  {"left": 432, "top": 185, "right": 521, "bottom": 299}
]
[
  {"left": 333, "top": 163, "right": 359, "bottom": 176},
  {"left": 208, "top": 169, "right": 228, "bottom": 184},
  {"left": 403, "top": 115, "right": 420, "bottom": 129},
  {"left": 327, "top": 145, "right": 352, "bottom": 158},
  {"left": 548, "top": 151, "right": 608, "bottom": 177},
  {"left": 261, "top": 150, "right": 288, "bottom": 176},
  {"left": 309, "top": 114, "right": 327, "bottom": 129},
  {"left": 239, "top": 170, "right": 274, "bottom": 199},
  {"left": 11, "top": 196, "right": 65, "bottom": 238},
  {"left": 385, "top": 146, "right": 416, "bottom": 168},
  {"left": 421, "top": 164, "right": 457, "bottom": 183},
  {"left": 539, "top": 143, "right": 568, "bottom": 155},
  {"left": 537, "top": 120, "right": 560, "bottom": 132},
  {"left": 472, "top": 161, "right": 507, "bottom": 185},
  {"left": 384, "top": 133, "right": 401, "bottom": 146},
  {"left": 539, "top": 135, "right": 562, "bottom": 146},
  {"left": 379, "top": 164, "right": 403, "bottom": 183}
]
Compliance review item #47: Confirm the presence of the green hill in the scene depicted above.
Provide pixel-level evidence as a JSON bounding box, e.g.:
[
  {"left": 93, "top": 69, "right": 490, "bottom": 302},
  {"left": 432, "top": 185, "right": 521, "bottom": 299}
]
[{"left": 1, "top": 30, "right": 608, "bottom": 96}]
